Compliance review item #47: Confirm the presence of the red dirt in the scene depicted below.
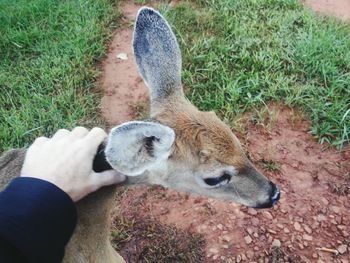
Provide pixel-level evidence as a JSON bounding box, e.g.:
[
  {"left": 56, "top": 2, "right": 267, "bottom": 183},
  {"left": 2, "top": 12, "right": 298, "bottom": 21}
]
[
  {"left": 302, "top": 0, "right": 350, "bottom": 22},
  {"left": 101, "top": 1, "right": 350, "bottom": 262},
  {"left": 100, "top": 1, "right": 148, "bottom": 125}
]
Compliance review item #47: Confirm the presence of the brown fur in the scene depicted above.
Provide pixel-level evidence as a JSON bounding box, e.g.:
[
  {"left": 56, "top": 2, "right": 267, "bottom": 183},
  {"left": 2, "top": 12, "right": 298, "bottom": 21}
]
[{"left": 155, "top": 98, "right": 247, "bottom": 169}]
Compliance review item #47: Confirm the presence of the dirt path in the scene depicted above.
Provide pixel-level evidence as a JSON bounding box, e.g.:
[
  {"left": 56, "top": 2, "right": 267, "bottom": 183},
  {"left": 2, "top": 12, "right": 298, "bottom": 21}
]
[
  {"left": 99, "top": 1, "right": 350, "bottom": 262},
  {"left": 302, "top": 0, "right": 350, "bottom": 22},
  {"left": 100, "top": 1, "right": 148, "bottom": 125}
]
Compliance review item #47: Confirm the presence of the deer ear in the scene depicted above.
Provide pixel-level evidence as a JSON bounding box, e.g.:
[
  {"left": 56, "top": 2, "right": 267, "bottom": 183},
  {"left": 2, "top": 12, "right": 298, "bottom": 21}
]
[
  {"left": 133, "top": 7, "right": 182, "bottom": 101},
  {"left": 105, "top": 121, "right": 175, "bottom": 176}
]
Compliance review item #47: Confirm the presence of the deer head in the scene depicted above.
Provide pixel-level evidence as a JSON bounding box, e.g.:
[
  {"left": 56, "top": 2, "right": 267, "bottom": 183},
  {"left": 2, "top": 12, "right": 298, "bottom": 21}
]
[{"left": 106, "top": 7, "right": 280, "bottom": 209}]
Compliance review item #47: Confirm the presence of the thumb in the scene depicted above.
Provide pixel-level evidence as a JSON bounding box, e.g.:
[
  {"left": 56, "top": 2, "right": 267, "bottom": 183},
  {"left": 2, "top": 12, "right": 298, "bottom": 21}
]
[{"left": 91, "top": 170, "right": 126, "bottom": 189}]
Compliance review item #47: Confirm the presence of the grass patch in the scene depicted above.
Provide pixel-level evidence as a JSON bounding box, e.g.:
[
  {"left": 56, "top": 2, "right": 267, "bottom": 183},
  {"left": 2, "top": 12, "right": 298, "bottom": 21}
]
[
  {"left": 258, "top": 158, "right": 281, "bottom": 172},
  {"left": 160, "top": 0, "right": 350, "bottom": 148},
  {"left": 0, "top": 0, "right": 118, "bottom": 152}
]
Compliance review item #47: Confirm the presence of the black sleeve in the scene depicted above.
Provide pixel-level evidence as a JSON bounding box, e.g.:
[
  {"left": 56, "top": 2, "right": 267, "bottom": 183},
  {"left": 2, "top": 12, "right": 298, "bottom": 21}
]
[{"left": 0, "top": 177, "right": 77, "bottom": 263}]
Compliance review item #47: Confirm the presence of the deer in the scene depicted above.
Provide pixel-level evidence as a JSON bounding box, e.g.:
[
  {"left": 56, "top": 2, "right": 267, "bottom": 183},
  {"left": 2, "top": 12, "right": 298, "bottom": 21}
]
[{"left": 0, "top": 7, "right": 280, "bottom": 263}]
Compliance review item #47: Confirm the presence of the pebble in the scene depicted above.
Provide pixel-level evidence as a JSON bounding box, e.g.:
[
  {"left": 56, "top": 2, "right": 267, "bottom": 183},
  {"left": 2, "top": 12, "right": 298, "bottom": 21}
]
[
  {"left": 331, "top": 206, "right": 341, "bottom": 214},
  {"left": 303, "top": 234, "right": 313, "bottom": 241},
  {"left": 222, "top": 235, "right": 231, "bottom": 242},
  {"left": 244, "top": 235, "right": 253, "bottom": 244},
  {"left": 268, "top": 229, "right": 277, "bottom": 234},
  {"left": 338, "top": 244, "right": 347, "bottom": 254},
  {"left": 263, "top": 211, "right": 273, "bottom": 220},
  {"left": 284, "top": 227, "right": 290, "bottom": 234},
  {"left": 272, "top": 239, "right": 281, "bottom": 247},
  {"left": 217, "top": 224, "right": 223, "bottom": 230},
  {"left": 248, "top": 208, "right": 258, "bottom": 215},
  {"left": 252, "top": 218, "right": 260, "bottom": 226},
  {"left": 236, "top": 255, "right": 242, "bottom": 262},
  {"left": 209, "top": 247, "right": 219, "bottom": 254},
  {"left": 320, "top": 197, "right": 329, "bottom": 205},
  {"left": 277, "top": 223, "right": 284, "bottom": 229},
  {"left": 294, "top": 222, "right": 302, "bottom": 231},
  {"left": 246, "top": 251, "right": 254, "bottom": 259},
  {"left": 317, "top": 214, "right": 327, "bottom": 222},
  {"left": 247, "top": 227, "right": 253, "bottom": 235},
  {"left": 303, "top": 225, "right": 312, "bottom": 234}
]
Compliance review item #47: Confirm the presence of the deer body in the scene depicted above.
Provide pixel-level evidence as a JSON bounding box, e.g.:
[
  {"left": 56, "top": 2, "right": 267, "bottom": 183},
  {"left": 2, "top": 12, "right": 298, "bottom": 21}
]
[{"left": 0, "top": 7, "right": 279, "bottom": 262}]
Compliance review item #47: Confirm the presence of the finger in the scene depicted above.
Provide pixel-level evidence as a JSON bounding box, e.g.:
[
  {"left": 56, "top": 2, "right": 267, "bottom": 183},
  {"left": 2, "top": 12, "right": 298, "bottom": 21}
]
[
  {"left": 69, "top": 126, "right": 89, "bottom": 140},
  {"left": 51, "top": 129, "right": 70, "bottom": 140},
  {"left": 84, "top": 127, "right": 107, "bottom": 151},
  {"left": 91, "top": 170, "right": 126, "bottom": 190}
]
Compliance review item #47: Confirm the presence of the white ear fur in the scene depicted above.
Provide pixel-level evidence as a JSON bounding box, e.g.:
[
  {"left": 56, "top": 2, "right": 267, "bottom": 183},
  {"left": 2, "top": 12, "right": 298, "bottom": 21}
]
[{"left": 105, "top": 121, "right": 175, "bottom": 176}]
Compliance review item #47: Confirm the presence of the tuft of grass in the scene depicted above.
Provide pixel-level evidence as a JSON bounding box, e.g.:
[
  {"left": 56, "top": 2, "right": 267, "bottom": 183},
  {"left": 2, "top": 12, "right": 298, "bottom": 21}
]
[
  {"left": 258, "top": 159, "right": 281, "bottom": 172},
  {"left": 161, "top": 0, "right": 350, "bottom": 148},
  {"left": 0, "top": 0, "right": 118, "bottom": 152}
]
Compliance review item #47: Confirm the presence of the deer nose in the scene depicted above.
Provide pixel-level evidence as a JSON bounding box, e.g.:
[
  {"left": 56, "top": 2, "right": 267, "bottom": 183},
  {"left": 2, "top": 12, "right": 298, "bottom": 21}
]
[
  {"left": 254, "top": 182, "right": 280, "bottom": 209},
  {"left": 269, "top": 182, "right": 280, "bottom": 206}
]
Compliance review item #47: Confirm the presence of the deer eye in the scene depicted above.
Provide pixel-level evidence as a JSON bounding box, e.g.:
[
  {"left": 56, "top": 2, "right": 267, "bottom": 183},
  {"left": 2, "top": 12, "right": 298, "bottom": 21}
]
[{"left": 204, "top": 173, "right": 232, "bottom": 187}]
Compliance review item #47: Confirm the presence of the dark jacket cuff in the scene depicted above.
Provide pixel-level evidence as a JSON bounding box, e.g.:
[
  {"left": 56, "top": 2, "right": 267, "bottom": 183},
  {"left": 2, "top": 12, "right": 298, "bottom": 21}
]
[{"left": 0, "top": 177, "right": 77, "bottom": 263}]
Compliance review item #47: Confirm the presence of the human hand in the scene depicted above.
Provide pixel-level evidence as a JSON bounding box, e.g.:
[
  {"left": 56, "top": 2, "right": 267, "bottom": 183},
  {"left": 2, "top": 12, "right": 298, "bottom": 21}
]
[{"left": 21, "top": 127, "right": 126, "bottom": 201}]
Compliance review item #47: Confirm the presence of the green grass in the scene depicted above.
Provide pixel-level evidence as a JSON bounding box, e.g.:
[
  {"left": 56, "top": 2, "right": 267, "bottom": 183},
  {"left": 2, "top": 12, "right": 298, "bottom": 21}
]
[
  {"left": 161, "top": 0, "right": 350, "bottom": 148},
  {"left": 0, "top": 0, "right": 118, "bottom": 152}
]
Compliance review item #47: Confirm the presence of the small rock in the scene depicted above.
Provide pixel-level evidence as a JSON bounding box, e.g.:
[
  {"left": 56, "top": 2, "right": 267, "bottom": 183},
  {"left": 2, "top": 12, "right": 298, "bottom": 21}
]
[
  {"left": 254, "top": 246, "right": 259, "bottom": 251},
  {"left": 277, "top": 223, "right": 284, "bottom": 229},
  {"left": 217, "top": 224, "right": 223, "bottom": 230},
  {"left": 263, "top": 211, "right": 273, "bottom": 220},
  {"left": 241, "top": 253, "right": 247, "bottom": 260},
  {"left": 116, "top": 52, "right": 128, "bottom": 60},
  {"left": 303, "top": 225, "right": 312, "bottom": 234},
  {"left": 222, "top": 244, "right": 229, "bottom": 249},
  {"left": 268, "top": 229, "right": 277, "bottom": 234},
  {"left": 272, "top": 239, "right": 281, "bottom": 247},
  {"left": 284, "top": 227, "right": 290, "bottom": 234},
  {"left": 303, "top": 234, "right": 313, "bottom": 241},
  {"left": 253, "top": 232, "right": 259, "bottom": 238},
  {"left": 247, "top": 227, "right": 253, "bottom": 235},
  {"left": 208, "top": 247, "right": 219, "bottom": 254},
  {"left": 212, "top": 255, "right": 218, "bottom": 260},
  {"left": 298, "top": 243, "right": 304, "bottom": 249},
  {"left": 317, "top": 214, "right": 327, "bottom": 222},
  {"left": 252, "top": 218, "right": 260, "bottom": 226},
  {"left": 222, "top": 235, "right": 231, "bottom": 242},
  {"left": 244, "top": 235, "right": 253, "bottom": 244},
  {"left": 312, "top": 253, "right": 318, "bottom": 258},
  {"left": 320, "top": 197, "right": 329, "bottom": 205},
  {"left": 246, "top": 251, "right": 254, "bottom": 259},
  {"left": 294, "top": 222, "right": 302, "bottom": 231},
  {"left": 236, "top": 255, "right": 242, "bottom": 263},
  {"left": 331, "top": 206, "right": 340, "bottom": 214},
  {"left": 248, "top": 208, "right": 258, "bottom": 215},
  {"left": 338, "top": 244, "right": 347, "bottom": 254}
]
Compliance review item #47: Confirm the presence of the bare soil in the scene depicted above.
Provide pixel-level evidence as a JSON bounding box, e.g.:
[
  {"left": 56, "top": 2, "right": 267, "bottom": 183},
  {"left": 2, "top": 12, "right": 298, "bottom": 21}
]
[
  {"left": 101, "top": 1, "right": 350, "bottom": 262},
  {"left": 302, "top": 0, "right": 350, "bottom": 22}
]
